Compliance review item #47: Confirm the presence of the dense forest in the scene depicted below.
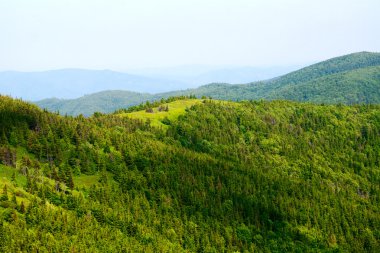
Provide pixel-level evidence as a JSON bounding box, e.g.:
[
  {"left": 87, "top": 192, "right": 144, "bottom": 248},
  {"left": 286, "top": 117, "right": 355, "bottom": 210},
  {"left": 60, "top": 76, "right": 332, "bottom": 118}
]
[
  {"left": 35, "top": 52, "right": 380, "bottom": 116},
  {"left": 1, "top": 95, "right": 379, "bottom": 252}
]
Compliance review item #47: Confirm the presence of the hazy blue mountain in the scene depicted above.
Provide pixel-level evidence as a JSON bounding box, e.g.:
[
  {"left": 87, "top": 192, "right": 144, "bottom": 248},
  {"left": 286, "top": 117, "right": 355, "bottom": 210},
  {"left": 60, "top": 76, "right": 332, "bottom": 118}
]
[
  {"left": 36, "top": 90, "right": 151, "bottom": 116},
  {"left": 0, "top": 66, "right": 297, "bottom": 101},
  {"left": 34, "top": 52, "right": 380, "bottom": 116},
  {"left": 0, "top": 69, "right": 189, "bottom": 101}
]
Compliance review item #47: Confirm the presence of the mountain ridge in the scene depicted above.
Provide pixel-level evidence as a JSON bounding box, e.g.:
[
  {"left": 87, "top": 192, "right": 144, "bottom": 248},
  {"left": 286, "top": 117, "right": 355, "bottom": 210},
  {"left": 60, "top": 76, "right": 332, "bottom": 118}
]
[{"left": 32, "top": 52, "right": 380, "bottom": 116}]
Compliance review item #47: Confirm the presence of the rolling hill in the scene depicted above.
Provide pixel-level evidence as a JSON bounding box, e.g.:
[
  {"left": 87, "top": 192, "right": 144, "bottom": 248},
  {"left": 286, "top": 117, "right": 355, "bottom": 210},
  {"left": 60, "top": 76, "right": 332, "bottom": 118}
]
[
  {"left": 1, "top": 95, "right": 379, "bottom": 252},
  {"left": 33, "top": 52, "right": 380, "bottom": 116},
  {"left": 267, "top": 65, "right": 380, "bottom": 103}
]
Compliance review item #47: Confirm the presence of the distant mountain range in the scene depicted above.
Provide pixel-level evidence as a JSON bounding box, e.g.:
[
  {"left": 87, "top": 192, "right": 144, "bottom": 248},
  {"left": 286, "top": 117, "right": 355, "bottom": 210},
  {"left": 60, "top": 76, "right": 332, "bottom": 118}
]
[
  {"left": 0, "top": 66, "right": 297, "bottom": 101},
  {"left": 0, "top": 69, "right": 189, "bottom": 101},
  {"left": 34, "top": 52, "right": 380, "bottom": 116},
  {"left": 36, "top": 90, "right": 151, "bottom": 116}
]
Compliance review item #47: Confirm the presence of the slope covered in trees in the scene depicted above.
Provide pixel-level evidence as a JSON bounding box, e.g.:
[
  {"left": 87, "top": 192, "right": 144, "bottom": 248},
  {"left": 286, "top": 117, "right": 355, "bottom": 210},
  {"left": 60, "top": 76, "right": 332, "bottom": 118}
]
[
  {"left": 33, "top": 51, "right": 380, "bottom": 116},
  {"left": 1, "top": 95, "right": 379, "bottom": 252},
  {"left": 267, "top": 65, "right": 380, "bottom": 103}
]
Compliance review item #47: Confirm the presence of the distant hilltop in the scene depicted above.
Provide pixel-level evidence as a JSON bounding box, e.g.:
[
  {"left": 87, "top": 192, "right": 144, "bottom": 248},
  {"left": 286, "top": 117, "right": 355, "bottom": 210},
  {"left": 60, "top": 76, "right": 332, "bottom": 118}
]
[{"left": 32, "top": 51, "right": 380, "bottom": 116}]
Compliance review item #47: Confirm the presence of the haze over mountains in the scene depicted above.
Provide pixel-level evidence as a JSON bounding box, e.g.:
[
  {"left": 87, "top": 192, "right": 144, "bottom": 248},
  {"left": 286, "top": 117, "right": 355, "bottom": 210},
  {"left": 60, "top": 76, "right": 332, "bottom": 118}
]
[
  {"left": 0, "top": 69, "right": 187, "bottom": 101},
  {"left": 129, "top": 65, "right": 300, "bottom": 86},
  {"left": 35, "top": 52, "right": 380, "bottom": 116},
  {"left": 0, "top": 66, "right": 297, "bottom": 101}
]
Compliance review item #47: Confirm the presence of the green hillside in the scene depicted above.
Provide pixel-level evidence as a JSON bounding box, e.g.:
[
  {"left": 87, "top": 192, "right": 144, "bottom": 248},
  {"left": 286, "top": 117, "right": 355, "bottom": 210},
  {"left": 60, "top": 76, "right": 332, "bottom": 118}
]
[
  {"left": 267, "top": 65, "right": 380, "bottom": 104},
  {"left": 1, "top": 95, "right": 379, "bottom": 252},
  {"left": 265, "top": 51, "right": 380, "bottom": 86}
]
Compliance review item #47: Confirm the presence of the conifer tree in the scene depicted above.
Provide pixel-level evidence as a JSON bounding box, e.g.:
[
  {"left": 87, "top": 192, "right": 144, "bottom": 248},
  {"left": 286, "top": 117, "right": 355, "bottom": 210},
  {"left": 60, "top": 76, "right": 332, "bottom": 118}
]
[{"left": 1, "top": 185, "right": 8, "bottom": 201}]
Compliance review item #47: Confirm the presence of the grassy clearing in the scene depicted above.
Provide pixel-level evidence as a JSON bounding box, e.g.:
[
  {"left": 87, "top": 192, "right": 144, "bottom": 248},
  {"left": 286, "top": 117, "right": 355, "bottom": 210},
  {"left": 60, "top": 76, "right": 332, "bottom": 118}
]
[
  {"left": 0, "top": 164, "right": 26, "bottom": 188},
  {"left": 0, "top": 166, "right": 31, "bottom": 207},
  {"left": 74, "top": 174, "right": 100, "bottom": 188},
  {"left": 74, "top": 172, "right": 116, "bottom": 189},
  {"left": 120, "top": 99, "right": 239, "bottom": 129},
  {"left": 0, "top": 164, "right": 106, "bottom": 207},
  {"left": 120, "top": 99, "right": 204, "bottom": 128}
]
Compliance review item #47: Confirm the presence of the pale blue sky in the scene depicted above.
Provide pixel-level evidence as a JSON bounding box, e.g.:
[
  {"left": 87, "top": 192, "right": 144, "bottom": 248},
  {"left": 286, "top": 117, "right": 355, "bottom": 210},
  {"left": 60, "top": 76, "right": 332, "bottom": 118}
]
[{"left": 1, "top": 0, "right": 379, "bottom": 71}]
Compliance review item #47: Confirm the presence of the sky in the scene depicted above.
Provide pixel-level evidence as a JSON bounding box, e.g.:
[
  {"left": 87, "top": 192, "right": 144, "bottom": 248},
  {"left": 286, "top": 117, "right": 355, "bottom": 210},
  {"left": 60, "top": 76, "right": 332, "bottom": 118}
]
[{"left": 1, "top": 0, "right": 380, "bottom": 71}]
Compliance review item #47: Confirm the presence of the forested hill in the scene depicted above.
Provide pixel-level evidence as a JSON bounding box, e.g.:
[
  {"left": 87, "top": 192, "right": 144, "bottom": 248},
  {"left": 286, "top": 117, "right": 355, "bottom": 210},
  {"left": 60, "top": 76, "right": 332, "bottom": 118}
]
[
  {"left": 33, "top": 51, "right": 380, "bottom": 116},
  {"left": 266, "top": 51, "right": 380, "bottom": 86},
  {"left": 1, "top": 95, "right": 379, "bottom": 252},
  {"left": 164, "top": 51, "right": 380, "bottom": 102}
]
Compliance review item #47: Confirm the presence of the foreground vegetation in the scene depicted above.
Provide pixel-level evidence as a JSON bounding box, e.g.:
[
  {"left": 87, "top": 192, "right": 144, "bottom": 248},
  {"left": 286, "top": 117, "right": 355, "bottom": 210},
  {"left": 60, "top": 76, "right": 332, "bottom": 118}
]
[{"left": 1, "top": 95, "right": 380, "bottom": 252}]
